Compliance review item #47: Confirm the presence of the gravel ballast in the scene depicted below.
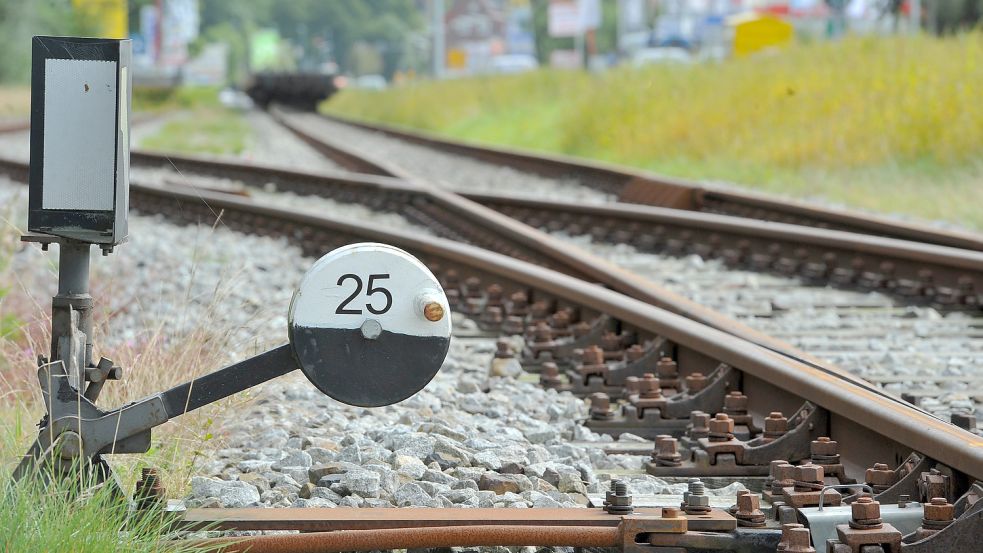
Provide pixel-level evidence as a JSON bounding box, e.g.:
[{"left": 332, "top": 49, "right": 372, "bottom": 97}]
[{"left": 552, "top": 233, "right": 983, "bottom": 419}]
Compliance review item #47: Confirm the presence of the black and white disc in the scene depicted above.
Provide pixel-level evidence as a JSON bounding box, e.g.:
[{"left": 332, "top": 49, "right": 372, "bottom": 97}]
[{"left": 288, "top": 243, "right": 452, "bottom": 407}]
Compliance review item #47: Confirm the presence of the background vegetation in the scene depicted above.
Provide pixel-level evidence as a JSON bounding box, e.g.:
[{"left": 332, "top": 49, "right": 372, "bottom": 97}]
[{"left": 325, "top": 33, "right": 983, "bottom": 230}]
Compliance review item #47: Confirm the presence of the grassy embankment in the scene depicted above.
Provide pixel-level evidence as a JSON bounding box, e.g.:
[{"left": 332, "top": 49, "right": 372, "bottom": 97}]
[
  {"left": 138, "top": 87, "right": 250, "bottom": 156},
  {"left": 0, "top": 196, "right": 237, "bottom": 551},
  {"left": 325, "top": 33, "right": 983, "bottom": 231}
]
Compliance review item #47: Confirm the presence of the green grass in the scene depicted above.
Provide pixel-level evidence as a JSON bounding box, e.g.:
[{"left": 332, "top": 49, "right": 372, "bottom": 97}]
[
  {"left": 132, "top": 86, "right": 225, "bottom": 114},
  {"left": 141, "top": 107, "right": 250, "bottom": 156},
  {"left": 324, "top": 33, "right": 983, "bottom": 231},
  {"left": 0, "top": 409, "right": 223, "bottom": 553}
]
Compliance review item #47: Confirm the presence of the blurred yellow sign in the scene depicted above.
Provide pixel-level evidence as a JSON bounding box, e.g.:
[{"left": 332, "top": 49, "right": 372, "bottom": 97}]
[
  {"left": 72, "top": 0, "right": 128, "bottom": 39},
  {"left": 728, "top": 13, "right": 793, "bottom": 57},
  {"left": 447, "top": 49, "right": 467, "bottom": 70}
]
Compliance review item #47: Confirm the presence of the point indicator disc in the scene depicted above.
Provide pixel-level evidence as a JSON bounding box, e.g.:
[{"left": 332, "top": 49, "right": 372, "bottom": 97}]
[{"left": 288, "top": 243, "right": 452, "bottom": 407}]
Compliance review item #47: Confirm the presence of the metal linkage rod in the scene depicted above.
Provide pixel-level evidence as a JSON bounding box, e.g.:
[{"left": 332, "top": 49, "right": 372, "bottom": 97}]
[
  {"left": 187, "top": 524, "right": 621, "bottom": 553},
  {"left": 159, "top": 344, "right": 296, "bottom": 418}
]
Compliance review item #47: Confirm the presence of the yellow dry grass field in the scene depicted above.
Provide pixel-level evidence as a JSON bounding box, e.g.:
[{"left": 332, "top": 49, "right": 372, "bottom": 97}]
[{"left": 325, "top": 33, "right": 983, "bottom": 231}]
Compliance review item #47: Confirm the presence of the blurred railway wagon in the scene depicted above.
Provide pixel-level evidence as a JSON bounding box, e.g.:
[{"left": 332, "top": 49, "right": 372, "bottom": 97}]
[{"left": 246, "top": 72, "right": 338, "bottom": 111}]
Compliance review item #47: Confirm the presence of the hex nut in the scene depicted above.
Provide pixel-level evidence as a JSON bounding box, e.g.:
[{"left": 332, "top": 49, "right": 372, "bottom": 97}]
[
  {"left": 724, "top": 391, "right": 748, "bottom": 411},
  {"left": 923, "top": 498, "right": 955, "bottom": 522},
  {"left": 737, "top": 491, "right": 761, "bottom": 513},
  {"left": 582, "top": 346, "right": 604, "bottom": 365},
  {"left": 795, "top": 463, "right": 824, "bottom": 483},
  {"left": 810, "top": 436, "right": 838, "bottom": 456},
  {"left": 852, "top": 496, "right": 881, "bottom": 521},
  {"left": 686, "top": 493, "right": 710, "bottom": 508},
  {"left": 764, "top": 412, "right": 788, "bottom": 433},
  {"left": 865, "top": 463, "right": 897, "bottom": 487},
  {"left": 708, "top": 413, "right": 735, "bottom": 434}
]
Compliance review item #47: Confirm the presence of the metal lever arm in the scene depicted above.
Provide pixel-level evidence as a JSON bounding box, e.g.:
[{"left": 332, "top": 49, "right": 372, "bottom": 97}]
[{"left": 159, "top": 343, "right": 297, "bottom": 418}]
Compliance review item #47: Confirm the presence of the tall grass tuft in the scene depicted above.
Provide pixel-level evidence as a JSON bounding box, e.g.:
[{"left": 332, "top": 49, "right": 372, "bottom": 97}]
[
  {"left": 325, "top": 33, "right": 983, "bottom": 229},
  {"left": 0, "top": 422, "right": 222, "bottom": 553}
]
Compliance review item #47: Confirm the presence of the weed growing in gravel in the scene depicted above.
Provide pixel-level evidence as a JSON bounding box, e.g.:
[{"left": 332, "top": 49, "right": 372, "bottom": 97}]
[
  {"left": 0, "top": 426, "right": 224, "bottom": 553},
  {"left": 325, "top": 33, "right": 983, "bottom": 230}
]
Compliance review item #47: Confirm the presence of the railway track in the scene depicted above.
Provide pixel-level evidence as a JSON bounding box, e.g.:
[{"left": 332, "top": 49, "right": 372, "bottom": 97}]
[
  {"left": 118, "top": 110, "right": 983, "bottom": 419},
  {"left": 2, "top": 150, "right": 982, "bottom": 550},
  {"left": 3, "top": 110, "right": 982, "bottom": 551},
  {"left": 8, "top": 117, "right": 983, "bottom": 416}
]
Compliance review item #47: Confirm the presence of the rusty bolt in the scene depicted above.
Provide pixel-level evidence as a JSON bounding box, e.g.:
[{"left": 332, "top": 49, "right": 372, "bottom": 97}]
[
  {"left": 689, "top": 411, "right": 710, "bottom": 439},
  {"left": 661, "top": 506, "right": 682, "bottom": 519},
  {"left": 777, "top": 523, "right": 804, "bottom": 552},
  {"left": 495, "top": 339, "right": 513, "bottom": 358},
  {"left": 764, "top": 412, "right": 788, "bottom": 439},
  {"left": 785, "top": 527, "right": 815, "bottom": 553},
  {"left": 795, "top": 463, "right": 824, "bottom": 485},
  {"left": 851, "top": 496, "right": 882, "bottom": 523},
  {"left": 656, "top": 356, "right": 678, "bottom": 378},
  {"left": 772, "top": 463, "right": 797, "bottom": 490},
  {"left": 533, "top": 322, "right": 553, "bottom": 343},
  {"left": 923, "top": 497, "right": 955, "bottom": 522},
  {"left": 601, "top": 332, "right": 622, "bottom": 351},
  {"left": 486, "top": 284, "right": 503, "bottom": 303},
  {"left": 135, "top": 467, "right": 165, "bottom": 510},
  {"left": 539, "top": 362, "right": 562, "bottom": 389},
  {"left": 865, "top": 463, "right": 897, "bottom": 488},
  {"left": 654, "top": 435, "right": 682, "bottom": 467},
  {"left": 684, "top": 372, "right": 707, "bottom": 393},
  {"left": 639, "top": 373, "right": 662, "bottom": 399},
  {"left": 589, "top": 393, "right": 613, "bottom": 421},
  {"left": 708, "top": 413, "right": 735, "bottom": 440},
  {"left": 530, "top": 300, "right": 551, "bottom": 318},
  {"left": 551, "top": 310, "right": 570, "bottom": 328},
  {"left": 723, "top": 391, "right": 749, "bottom": 413},
  {"left": 623, "top": 376, "right": 640, "bottom": 396},
  {"left": 463, "top": 276, "right": 482, "bottom": 297},
  {"left": 810, "top": 436, "right": 838, "bottom": 457},
  {"left": 735, "top": 490, "right": 765, "bottom": 526},
  {"left": 581, "top": 345, "right": 604, "bottom": 365},
  {"left": 572, "top": 321, "right": 592, "bottom": 338},
  {"left": 626, "top": 344, "right": 646, "bottom": 363},
  {"left": 503, "top": 315, "right": 525, "bottom": 334}
]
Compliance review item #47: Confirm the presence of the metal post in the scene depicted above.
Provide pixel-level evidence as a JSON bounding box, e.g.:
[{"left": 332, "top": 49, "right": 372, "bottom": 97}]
[
  {"left": 50, "top": 240, "right": 93, "bottom": 390},
  {"left": 432, "top": 0, "right": 445, "bottom": 79}
]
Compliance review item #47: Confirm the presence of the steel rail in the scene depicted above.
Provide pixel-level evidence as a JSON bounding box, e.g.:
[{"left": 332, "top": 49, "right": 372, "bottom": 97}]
[{"left": 318, "top": 111, "right": 983, "bottom": 252}]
